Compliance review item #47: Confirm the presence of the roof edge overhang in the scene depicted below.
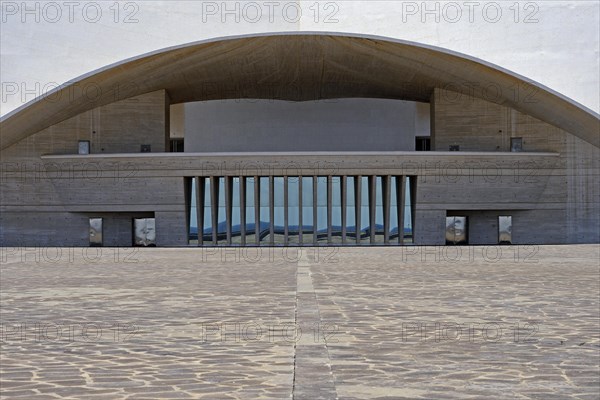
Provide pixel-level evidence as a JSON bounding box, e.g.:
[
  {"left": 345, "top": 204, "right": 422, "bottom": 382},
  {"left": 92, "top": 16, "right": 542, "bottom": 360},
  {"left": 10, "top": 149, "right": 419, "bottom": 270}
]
[{"left": 1, "top": 31, "right": 599, "bottom": 150}]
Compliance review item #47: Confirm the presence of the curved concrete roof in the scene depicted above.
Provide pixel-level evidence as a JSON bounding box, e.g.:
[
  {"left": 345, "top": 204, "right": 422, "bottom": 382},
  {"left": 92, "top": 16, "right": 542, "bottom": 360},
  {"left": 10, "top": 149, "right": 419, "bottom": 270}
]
[{"left": 1, "top": 32, "right": 598, "bottom": 150}]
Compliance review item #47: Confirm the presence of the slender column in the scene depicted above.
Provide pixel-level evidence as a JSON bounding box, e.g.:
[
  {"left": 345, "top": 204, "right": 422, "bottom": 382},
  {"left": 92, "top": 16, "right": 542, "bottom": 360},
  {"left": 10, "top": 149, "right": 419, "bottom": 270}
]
[
  {"left": 410, "top": 176, "right": 417, "bottom": 244},
  {"left": 225, "top": 176, "right": 233, "bottom": 245},
  {"left": 355, "top": 176, "right": 361, "bottom": 245},
  {"left": 298, "top": 177, "right": 303, "bottom": 245},
  {"left": 341, "top": 176, "right": 347, "bottom": 244},
  {"left": 313, "top": 176, "right": 318, "bottom": 245},
  {"left": 269, "top": 176, "right": 275, "bottom": 245},
  {"left": 240, "top": 177, "right": 246, "bottom": 246},
  {"left": 327, "top": 176, "right": 333, "bottom": 244},
  {"left": 369, "top": 176, "right": 376, "bottom": 245},
  {"left": 184, "top": 178, "right": 192, "bottom": 243},
  {"left": 383, "top": 175, "right": 390, "bottom": 245},
  {"left": 254, "top": 176, "right": 260, "bottom": 246},
  {"left": 210, "top": 176, "right": 219, "bottom": 245},
  {"left": 399, "top": 176, "right": 407, "bottom": 245},
  {"left": 284, "top": 176, "right": 289, "bottom": 245},
  {"left": 196, "top": 177, "right": 204, "bottom": 246}
]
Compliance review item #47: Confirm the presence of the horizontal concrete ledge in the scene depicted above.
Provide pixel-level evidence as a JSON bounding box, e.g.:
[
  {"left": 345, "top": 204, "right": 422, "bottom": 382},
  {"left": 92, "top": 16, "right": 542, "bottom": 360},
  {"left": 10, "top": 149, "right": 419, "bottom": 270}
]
[
  {"left": 416, "top": 203, "right": 569, "bottom": 210},
  {"left": 41, "top": 151, "right": 560, "bottom": 159},
  {"left": 0, "top": 205, "right": 183, "bottom": 212},
  {"left": 1, "top": 203, "right": 572, "bottom": 213}
]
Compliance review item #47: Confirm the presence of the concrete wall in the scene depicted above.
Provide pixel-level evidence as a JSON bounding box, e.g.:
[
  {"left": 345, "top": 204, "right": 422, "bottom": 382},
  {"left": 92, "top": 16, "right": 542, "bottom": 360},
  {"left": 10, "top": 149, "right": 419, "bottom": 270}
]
[
  {"left": 0, "top": 150, "right": 564, "bottom": 247},
  {"left": 431, "top": 88, "right": 599, "bottom": 244},
  {"left": 185, "top": 99, "right": 424, "bottom": 152},
  {"left": 170, "top": 104, "right": 185, "bottom": 139},
  {"left": 415, "top": 102, "right": 431, "bottom": 138},
  {"left": 444, "top": 210, "right": 566, "bottom": 245},
  {"left": 0, "top": 90, "right": 173, "bottom": 247},
  {"left": 1, "top": 90, "right": 169, "bottom": 159},
  {"left": 1, "top": 88, "right": 597, "bottom": 247},
  {"left": 431, "top": 88, "right": 566, "bottom": 153}
]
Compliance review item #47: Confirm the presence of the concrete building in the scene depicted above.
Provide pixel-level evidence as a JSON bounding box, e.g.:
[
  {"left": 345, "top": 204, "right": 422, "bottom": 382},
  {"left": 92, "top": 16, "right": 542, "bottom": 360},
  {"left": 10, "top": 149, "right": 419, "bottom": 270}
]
[{"left": 0, "top": 32, "right": 598, "bottom": 247}]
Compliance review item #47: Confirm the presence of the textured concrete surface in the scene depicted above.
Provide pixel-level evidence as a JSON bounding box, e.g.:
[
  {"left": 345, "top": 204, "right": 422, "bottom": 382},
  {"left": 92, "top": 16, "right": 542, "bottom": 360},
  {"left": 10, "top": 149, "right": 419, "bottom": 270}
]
[
  {"left": 2, "top": 34, "right": 599, "bottom": 150},
  {"left": 1, "top": 245, "right": 599, "bottom": 399}
]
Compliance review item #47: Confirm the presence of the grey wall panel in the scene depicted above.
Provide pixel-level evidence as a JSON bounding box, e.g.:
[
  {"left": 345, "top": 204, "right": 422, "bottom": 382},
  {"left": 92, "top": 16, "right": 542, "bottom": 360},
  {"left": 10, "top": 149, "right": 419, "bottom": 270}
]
[
  {"left": 565, "top": 133, "right": 600, "bottom": 243},
  {"left": 185, "top": 99, "right": 421, "bottom": 152},
  {"left": 445, "top": 209, "right": 567, "bottom": 245},
  {"left": 155, "top": 211, "right": 187, "bottom": 246},
  {"left": 414, "top": 209, "right": 446, "bottom": 245},
  {"left": 1, "top": 90, "right": 169, "bottom": 160},
  {"left": 464, "top": 213, "right": 496, "bottom": 245},
  {"left": 98, "top": 213, "right": 153, "bottom": 247},
  {"left": 512, "top": 209, "right": 567, "bottom": 245},
  {"left": 446, "top": 211, "right": 503, "bottom": 245},
  {"left": 430, "top": 88, "right": 599, "bottom": 245},
  {"left": 0, "top": 90, "right": 170, "bottom": 212},
  {"left": 47, "top": 177, "right": 184, "bottom": 210},
  {"left": 0, "top": 212, "right": 88, "bottom": 247},
  {"left": 0, "top": 212, "right": 154, "bottom": 247}
]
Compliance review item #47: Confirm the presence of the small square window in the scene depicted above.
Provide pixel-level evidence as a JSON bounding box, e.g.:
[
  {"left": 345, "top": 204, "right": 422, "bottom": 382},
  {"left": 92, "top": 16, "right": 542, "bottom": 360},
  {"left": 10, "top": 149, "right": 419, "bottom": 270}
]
[
  {"left": 141, "top": 144, "right": 152, "bottom": 153},
  {"left": 415, "top": 137, "right": 431, "bottom": 151},
  {"left": 78, "top": 140, "right": 90, "bottom": 155},
  {"left": 170, "top": 139, "right": 184, "bottom": 152},
  {"left": 511, "top": 137, "right": 523, "bottom": 152},
  {"left": 449, "top": 145, "right": 460, "bottom": 151}
]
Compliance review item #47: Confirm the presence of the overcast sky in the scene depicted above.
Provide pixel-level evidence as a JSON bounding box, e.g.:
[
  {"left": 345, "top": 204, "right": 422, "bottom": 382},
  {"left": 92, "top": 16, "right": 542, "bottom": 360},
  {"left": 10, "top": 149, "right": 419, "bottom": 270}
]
[{"left": 1, "top": 1, "right": 599, "bottom": 116}]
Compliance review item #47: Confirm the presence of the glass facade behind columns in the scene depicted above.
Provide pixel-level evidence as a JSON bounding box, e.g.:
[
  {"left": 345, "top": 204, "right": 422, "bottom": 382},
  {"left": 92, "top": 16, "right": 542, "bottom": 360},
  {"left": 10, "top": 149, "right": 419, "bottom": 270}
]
[{"left": 187, "top": 175, "right": 416, "bottom": 246}]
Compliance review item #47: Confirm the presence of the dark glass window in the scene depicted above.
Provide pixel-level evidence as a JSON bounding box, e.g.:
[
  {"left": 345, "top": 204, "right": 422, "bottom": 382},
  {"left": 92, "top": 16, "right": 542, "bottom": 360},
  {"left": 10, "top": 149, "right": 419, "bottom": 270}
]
[
  {"left": 170, "top": 139, "right": 184, "bottom": 152},
  {"left": 415, "top": 137, "right": 431, "bottom": 151}
]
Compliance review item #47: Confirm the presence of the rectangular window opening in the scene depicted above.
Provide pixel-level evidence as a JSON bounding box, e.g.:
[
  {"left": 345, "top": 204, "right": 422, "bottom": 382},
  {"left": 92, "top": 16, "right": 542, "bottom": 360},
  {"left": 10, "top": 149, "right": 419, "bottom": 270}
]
[
  {"left": 170, "top": 139, "right": 184, "bottom": 152},
  {"left": 498, "top": 215, "right": 512, "bottom": 244},
  {"left": 415, "top": 137, "right": 431, "bottom": 151},
  {"left": 89, "top": 218, "right": 103, "bottom": 247},
  {"left": 187, "top": 174, "right": 417, "bottom": 247},
  {"left": 510, "top": 137, "right": 523, "bottom": 152},
  {"left": 445, "top": 215, "right": 468, "bottom": 245}
]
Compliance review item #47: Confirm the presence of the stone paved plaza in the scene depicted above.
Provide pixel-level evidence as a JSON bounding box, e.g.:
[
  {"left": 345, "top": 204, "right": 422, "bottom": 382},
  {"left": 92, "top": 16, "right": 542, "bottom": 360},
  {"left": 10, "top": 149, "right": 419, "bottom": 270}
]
[{"left": 1, "top": 245, "right": 599, "bottom": 399}]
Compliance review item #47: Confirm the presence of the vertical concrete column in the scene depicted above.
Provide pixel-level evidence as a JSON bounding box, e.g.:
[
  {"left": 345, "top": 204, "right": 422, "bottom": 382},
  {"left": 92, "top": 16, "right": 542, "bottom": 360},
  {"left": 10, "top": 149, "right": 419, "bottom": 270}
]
[
  {"left": 284, "top": 176, "right": 289, "bottom": 245},
  {"left": 369, "top": 175, "right": 376, "bottom": 245},
  {"left": 269, "top": 176, "right": 275, "bottom": 245},
  {"left": 298, "top": 176, "right": 303, "bottom": 245},
  {"left": 327, "top": 176, "right": 333, "bottom": 244},
  {"left": 341, "top": 175, "right": 347, "bottom": 244},
  {"left": 240, "top": 176, "right": 246, "bottom": 246},
  {"left": 254, "top": 176, "right": 260, "bottom": 246},
  {"left": 196, "top": 177, "right": 204, "bottom": 246},
  {"left": 383, "top": 175, "right": 391, "bottom": 245},
  {"left": 225, "top": 176, "right": 233, "bottom": 245},
  {"left": 313, "top": 176, "right": 318, "bottom": 246},
  {"left": 210, "top": 176, "right": 219, "bottom": 245},
  {"left": 355, "top": 176, "right": 362, "bottom": 245},
  {"left": 399, "top": 176, "right": 407, "bottom": 245},
  {"left": 410, "top": 176, "right": 418, "bottom": 243}
]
